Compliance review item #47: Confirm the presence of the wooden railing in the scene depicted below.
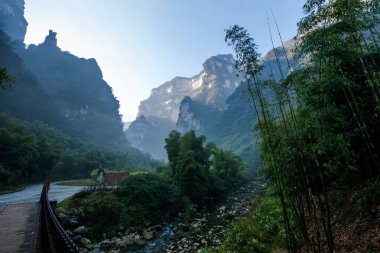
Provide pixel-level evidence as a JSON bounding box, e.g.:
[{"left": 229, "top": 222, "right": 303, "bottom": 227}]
[{"left": 33, "top": 182, "right": 82, "bottom": 253}]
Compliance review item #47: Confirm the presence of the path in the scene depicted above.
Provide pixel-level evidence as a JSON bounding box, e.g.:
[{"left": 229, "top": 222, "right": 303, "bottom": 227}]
[
  {"left": 0, "top": 183, "right": 85, "bottom": 205},
  {"left": 0, "top": 203, "right": 38, "bottom": 253},
  {"left": 0, "top": 182, "right": 85, "bottom": 252}
]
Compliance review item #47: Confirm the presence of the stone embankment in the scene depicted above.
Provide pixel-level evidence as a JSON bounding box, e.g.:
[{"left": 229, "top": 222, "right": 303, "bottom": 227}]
[{"left": 57, "top": 180, "right": 266, "bottom": 253}]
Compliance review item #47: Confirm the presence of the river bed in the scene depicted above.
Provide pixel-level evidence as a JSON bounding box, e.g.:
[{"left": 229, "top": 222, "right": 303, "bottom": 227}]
[{"left": 123, "top": 181, "right": 267, "bottom": 253}]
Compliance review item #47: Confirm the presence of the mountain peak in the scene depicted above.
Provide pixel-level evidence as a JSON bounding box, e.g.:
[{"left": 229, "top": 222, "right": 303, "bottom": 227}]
[
  {"left": 39, "top": 30, "right": 58, "bottom": 49},
  {"left": 137, "top": 54, "right": 239, "bottom": 122},
  {"left": 202, "top": 54, "right": 235, "bottom": 72}
]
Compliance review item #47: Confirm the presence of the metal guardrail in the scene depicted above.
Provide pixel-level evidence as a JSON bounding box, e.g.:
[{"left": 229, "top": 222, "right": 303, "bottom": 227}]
[{"left": 33, "top": 182, "right": 82, "bottom": 253}]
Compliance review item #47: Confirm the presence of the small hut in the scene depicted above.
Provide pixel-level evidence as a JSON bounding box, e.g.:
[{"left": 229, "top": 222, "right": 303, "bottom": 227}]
[{"left": 103, "top": 172, "right": 129, "bottom": 185}]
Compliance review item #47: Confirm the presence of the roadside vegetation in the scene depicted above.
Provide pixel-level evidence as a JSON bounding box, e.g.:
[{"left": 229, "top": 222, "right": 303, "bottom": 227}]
[
  {"left": 57, "top": 130, "right": 249, "bottom": 241},
  {"left": 0, "top": 112, "right": 155, "bottom": 192}
]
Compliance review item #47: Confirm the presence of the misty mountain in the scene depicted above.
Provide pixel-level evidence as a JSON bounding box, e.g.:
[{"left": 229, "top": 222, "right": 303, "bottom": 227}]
[
  {"left": 0, "top": 30, "right": 59, "bottom": 124},
  {"left": 127, "top": 40, "right": 299, "bottom": 167},
  {"left": 206, "top": 39, "right": 299, "bottom": 167},
  {"left": 126, "top": 115, "right": 175, "bottom": 159},
  {"left": 0, "top": 0, "right": 128, "bottom": 150},
  {"left": 138, "top": 54, "right": 239, "bottom": 122},
  {"left": 176, "top": 96, "right": 222, "bottom": 134},
  {"left": 126, "top": 54, "right": 240, "bottom": 159},
  {"left": 0, "top": 0, "right": 27, "bottom": 46},
  {"left": 18, "top": 30, "right": 126, "bottom": 148}
]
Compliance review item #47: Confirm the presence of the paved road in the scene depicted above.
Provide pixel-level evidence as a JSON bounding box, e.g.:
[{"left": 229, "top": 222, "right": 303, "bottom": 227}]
[
  {"left": 0, "top": 203, "right": 38, "bottom": 253},
  {"left": 0, "top": 183, "right": 84, "bottom": 252},
  {"left": 0, "top": 183, "right": 84, "bottom": 204}
]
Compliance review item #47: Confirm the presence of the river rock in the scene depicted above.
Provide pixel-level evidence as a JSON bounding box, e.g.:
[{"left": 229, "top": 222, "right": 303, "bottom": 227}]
[
  {"left": 57, "top": 212, "right": 67, "bottom": 220},
  {"left": 143, "top": 230, "right": 154, "bottom": 240},
  {"left": 89, "top": 250, "right": 106, "bottom": 253},
  {"left": 66, "top": 229, "right": 74, "bottom": 236},
  {"left": 73, "top": 235, "right": 82, "bottom": 243},
  {"left": 73, "top": 226, "right": 88, "bottom": 235},
  {"left": 99, "top": 239, "right": 111, "bottom": 249},
  {"left": 133, "top": 234, "right": 141, "bottom": 240},
  {"left": 135, "top": 239, "right": 147, "bottom": 246},
  {"left": 80, "top": 238, "right": 92, "bottom": 249},
  {"left": 69, "top": 219, "right": 79, "bottom": 226},
  {"left": 150, "top": 224, "right": 163, "bottom": 232},
  {"left": 177, "top": 223, "right": 190, "bottom": 232},
  {"left": 115, "top": 238, "right": 126, "bottom": 248},
  {"left": 122, "top": 235, "right": 135, "bottom": 246}
]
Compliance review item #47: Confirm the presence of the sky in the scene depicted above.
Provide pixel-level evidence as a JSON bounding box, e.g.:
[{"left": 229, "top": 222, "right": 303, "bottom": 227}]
[{"left": 24, "top": 0, "right": 305, "bottom": 122}]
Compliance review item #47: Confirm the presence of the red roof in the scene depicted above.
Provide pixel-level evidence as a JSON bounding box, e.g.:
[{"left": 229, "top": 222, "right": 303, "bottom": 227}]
[{"left": 103, "top": 172, "right": 129, "bottom": 185}]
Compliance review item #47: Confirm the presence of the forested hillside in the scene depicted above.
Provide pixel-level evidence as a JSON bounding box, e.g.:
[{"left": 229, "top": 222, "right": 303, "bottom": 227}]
[
  {"left": 207, "top": 0, "right": 380, "bottom": 252},
  {"left": 19, "top": 30, "right": 126, "bottom": 148},
  {"left": 0, "top": 0, "right": 154, "bottom": 190},
  {"left": 0, "top": 112, "right": 152, "bottom": 192}
]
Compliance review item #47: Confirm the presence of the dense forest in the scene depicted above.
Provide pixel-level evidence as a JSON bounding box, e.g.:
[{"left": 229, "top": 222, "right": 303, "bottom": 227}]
[
  {"left": 59, "top": 130, "right": 249, "bottom": 239},
  {"left": 0, "top": 112, "right": 153, "bottom": 191},
  {"left": 208, "top": 0, "right": 380, "bottom": 252}
]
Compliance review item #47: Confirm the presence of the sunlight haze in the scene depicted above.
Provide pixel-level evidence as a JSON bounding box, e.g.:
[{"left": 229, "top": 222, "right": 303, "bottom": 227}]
[{"left": 24, "top": 0, "right": 305, "bottom": 121}]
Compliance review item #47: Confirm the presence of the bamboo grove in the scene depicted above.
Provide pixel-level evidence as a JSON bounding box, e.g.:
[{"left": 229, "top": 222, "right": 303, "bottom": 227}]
[{"left": 225, "top": 0, "right": 380, "bottom": 252}]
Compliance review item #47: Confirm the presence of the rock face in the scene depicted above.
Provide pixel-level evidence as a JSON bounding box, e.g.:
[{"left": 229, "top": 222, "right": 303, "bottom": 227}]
[
  {"left": 176, "top": 96, "right": 221, "bottom": 134},
  {"left": 0, "top": 2, "right": 128, "bottom": 149},
  {"left": 137, "top": 54, "right": 239, "bottom": 123},
  {"left": 17, "top": 30, "right": 127, "bottom": 148},
  {"left": 0, "top": 0, "right": 27, "bottom": 45},
  {"left": 126, "top": 115, "right": 175, "bottom": 159},
  {"left": 127, "top": 40, "right": 299, "bottom": 166},
  {"left": 126, "top": 54, "right": 239, "bottom": 159},
  {"left": 207, "top": 39, "right": 299, "bottom": 168}
]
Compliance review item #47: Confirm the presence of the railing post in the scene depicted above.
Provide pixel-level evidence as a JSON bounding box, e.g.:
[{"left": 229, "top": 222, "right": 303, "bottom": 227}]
[{"left": 33, "top": 180, "right": 82, "bottom": 253}]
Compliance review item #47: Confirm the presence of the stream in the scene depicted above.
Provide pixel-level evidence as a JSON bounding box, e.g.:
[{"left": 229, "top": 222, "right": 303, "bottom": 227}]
[{"left": 124, "top": 180, "right": 267, "bottom": 253}]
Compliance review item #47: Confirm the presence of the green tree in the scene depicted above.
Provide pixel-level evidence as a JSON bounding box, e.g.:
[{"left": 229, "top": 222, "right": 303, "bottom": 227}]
[{"left": 0, "top": 68, "right": 13, "bottom": 89}]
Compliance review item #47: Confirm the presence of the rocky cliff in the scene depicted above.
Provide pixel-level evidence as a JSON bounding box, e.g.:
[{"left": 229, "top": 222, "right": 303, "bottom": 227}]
[
  {"left": 126, "top": 54, "right": 239, "bottom": 159},
  {"left": 0, "top": 0, "right": 27, "bottom": 45},
  {"left": 127, "top": 40, "right": 299, "bottom": 165},
  {"left": 18, "top": 30, "right": 126, "bottom": 148},
  {"left": 137, "top": 54, "right": 239, "bottom": 122},
  {"left": 0, "top": 0, "right": 128, "bottom": 149}
]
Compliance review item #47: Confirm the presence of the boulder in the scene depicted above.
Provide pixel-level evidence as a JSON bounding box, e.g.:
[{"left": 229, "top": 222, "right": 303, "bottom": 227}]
[
  {"left": 66, "top": 230, "right": 73, "bottom": 237},
  {"left": 73, "top": 226, "right": 88, "bottom": 235},
  {"left": 122, "top": 235, "right": 135, "bottom": 246},
  {"left": 143, "top": 230, "right": 154, "bottom": 240},
  {"left": 99, "top": 239, "right": 111, "bottom": 250},
  {"left": 72, "top": 235, "right": 82, "bottom": 243},
  {"left": 80, "top": 238, "right": 92, "bottom": 249},
  {"left": 69, "top": 219, "right": 79, "bottom": 227},
  {"left": 135, "top": 239, "right": 147, "bottom": 246}
]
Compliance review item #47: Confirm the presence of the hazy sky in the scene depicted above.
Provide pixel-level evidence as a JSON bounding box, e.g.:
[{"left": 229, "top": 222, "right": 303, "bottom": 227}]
[{"left": 24, "top": 0, "right": 305, "bottom": 122}]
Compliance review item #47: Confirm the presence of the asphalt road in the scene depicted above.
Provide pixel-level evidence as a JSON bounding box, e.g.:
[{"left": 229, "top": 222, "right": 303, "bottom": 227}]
[{"left": 0, "top": 183, "right": 84, "bottom": 204}]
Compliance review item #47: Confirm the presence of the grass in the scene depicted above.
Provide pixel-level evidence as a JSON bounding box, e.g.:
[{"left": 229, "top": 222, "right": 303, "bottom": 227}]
[{"left": 56, "top": 179, "right": 96, "bottom": 186}]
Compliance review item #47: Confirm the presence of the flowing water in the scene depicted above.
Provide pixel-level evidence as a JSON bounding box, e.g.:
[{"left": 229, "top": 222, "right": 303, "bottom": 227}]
[{"left": 125, "top": 224, "right": 183, "bottom": 253}]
